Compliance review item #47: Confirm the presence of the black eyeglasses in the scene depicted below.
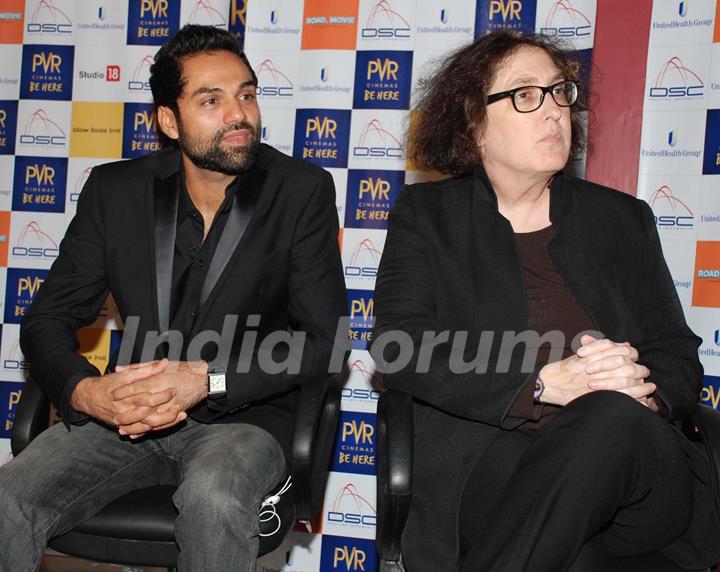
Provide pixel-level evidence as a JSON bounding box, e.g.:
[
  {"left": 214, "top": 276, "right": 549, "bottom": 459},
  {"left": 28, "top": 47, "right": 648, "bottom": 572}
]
[{"left": 486, "top": 80, "right": 579, "bottom": 113}]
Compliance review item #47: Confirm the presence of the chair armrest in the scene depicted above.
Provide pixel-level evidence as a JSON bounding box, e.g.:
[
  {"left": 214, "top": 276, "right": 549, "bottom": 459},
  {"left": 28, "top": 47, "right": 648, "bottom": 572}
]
[
  {"left": 290, "top": 374, "right": 342, "bottom": 521},
  {"left": 10, "top": 377, "right": 51, "bottom": 457},
  {"left": 376, "top": 389, "right": 413, "bottom": 564},
  {"left": 685, "top": 403, "right": 720, "bottom": 515}
]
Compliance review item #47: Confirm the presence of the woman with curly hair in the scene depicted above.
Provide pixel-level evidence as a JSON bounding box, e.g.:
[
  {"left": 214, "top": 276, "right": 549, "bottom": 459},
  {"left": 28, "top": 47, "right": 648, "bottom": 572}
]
[{"left": 373, "top": 31, "right": 718, "bottom": 571}]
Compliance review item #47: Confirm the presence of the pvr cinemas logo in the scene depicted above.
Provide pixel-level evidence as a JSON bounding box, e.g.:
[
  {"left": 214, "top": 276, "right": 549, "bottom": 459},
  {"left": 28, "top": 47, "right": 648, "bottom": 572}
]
[
  {"left": 489, "top": 0, "right": 522, "bottom": 22},
  {"left": 341, "top": 418, "right": 374, "bottom": 445},
  {"left": 134, "top": 109, "right": 155, "bottom": 132},
  {"left": 350, "top": 295, "right": 374, "bottom": 323},
  {"left": 334, "top": 545, "right": 367, "bottom": 570},
  {"left": 367, "top": 58, "right": 398, "bottom": 82},
  {"left": 7, "top": 269, "right": 47, "bottom": 323},
  {"left": 32, "top": 51, "right": 62, "bottom": 74},
  {"left": 304, "top": 116, "right": 337, "bottom": 160},
  {"left": 348, "top": 292, "right": 374, "bottom": 348},
  {"left": 18, "top": 274, "right": 44, "bottom": 298},
  {"left": 124, "top": 105, "right": 161, "bottom": 156},
  {"left": 360, "top": 177, "right": 390, "bottom": 202},
  {"left": 338, "top": 416, "right": 375, "bottom": 470},
  {"left": 702, "top": 384, "right": 720, "bottom": 409},
  {"left": 141, "top": 0, "right": 168, "bottom": 19}
]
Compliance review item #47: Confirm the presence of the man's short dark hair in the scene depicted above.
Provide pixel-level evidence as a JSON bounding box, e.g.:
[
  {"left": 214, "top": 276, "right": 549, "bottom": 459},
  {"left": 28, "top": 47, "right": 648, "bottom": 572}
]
[
  {"left": 150, "top": 24, "right": 257, "bottom": 115},
  {"left": 407, "top": 32, "right": 587, "bottom": 176}
]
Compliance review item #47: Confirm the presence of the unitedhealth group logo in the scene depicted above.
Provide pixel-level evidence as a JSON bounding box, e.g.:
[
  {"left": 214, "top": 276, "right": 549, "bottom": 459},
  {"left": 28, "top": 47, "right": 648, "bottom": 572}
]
[
  {"left": 649, "top": 57, "right": 704, "bottom": 100},
  {"left": 256, "top": 59, "right": 294, "bottom": 98},
  {"left": 640, "top": 128, "right": 702, "bottom": 160},
  {"left": 360, "top": 0, "right": 411, "bottom": 39},
  {"left": 650, "top": 185, "right": 694, "bottom": 229},
  {"left": 652, "top": 0, "right": 714, "bottom": 31}
]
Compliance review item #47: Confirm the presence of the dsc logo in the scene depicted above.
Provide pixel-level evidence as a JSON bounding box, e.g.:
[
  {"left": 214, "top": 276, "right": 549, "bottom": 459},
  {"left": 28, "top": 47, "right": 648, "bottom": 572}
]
[
  {"left": 326, "top": 483, "right": 377, "bottom": 527},
  {"left": 26, "top": 0, "right": 73, "bottom": 34},
  {"left": 306, "top": 116, "right": 337, "bottom": 139},
  {"left": 256, "top": 60, "right": 293, "bottom": 97},
  {"left": 353, "top": 119, "right": 403, "bottom": 158},
  {"left": 140, "top": 0, "right": 168, "bottom": 19},
  {"left": 345, "top": 238, "right": 382, "bottom": 278},
  {"left": 361, "top": 0, "right": 411, "bottom": 38},
  {"left": 649, "top": 57, "right": 704, "bottom": 99},
  {"left": 539, "top": 0, "right": 592, "bottom": 38},
  {"left": 20, "top": 110, "right": 66, "bottom": 147},
  {"left": 650, "top": 185, "right": 694, "bottom": 228}
]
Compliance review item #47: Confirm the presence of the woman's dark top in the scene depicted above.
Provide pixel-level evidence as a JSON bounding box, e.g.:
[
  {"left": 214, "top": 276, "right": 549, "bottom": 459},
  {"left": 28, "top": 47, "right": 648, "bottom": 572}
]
[{"left": 509, "top": 225, "right": 596, "bottom": 422}]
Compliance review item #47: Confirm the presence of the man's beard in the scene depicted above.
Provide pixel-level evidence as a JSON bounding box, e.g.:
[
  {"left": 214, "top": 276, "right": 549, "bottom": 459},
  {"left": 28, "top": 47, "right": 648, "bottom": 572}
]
[{"left": 177, "top": 119, "right": 261, "bottom": 175}]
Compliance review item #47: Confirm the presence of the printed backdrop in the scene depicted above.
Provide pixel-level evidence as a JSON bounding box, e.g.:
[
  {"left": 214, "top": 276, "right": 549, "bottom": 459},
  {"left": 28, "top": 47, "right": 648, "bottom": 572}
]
[
  {"left": 0, "top": 1, "right": 716, "bottom": 571},
  {"left": 635, "top": 1, "right": 720, "bottom": 421}
]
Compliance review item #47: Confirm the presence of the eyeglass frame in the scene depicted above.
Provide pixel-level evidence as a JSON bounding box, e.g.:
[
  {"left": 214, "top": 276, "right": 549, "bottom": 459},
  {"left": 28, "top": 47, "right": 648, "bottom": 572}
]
[{"left": 486, "top": 80, "right": 579, "bottom": 113}]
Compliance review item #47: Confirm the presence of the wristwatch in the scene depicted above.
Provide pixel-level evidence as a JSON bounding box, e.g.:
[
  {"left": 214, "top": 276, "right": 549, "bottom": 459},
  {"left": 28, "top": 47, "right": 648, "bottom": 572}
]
[
  {"left": 207, "top": 367, "right": 227, "bottom": 399},
  {"left": 533, "top": 376, "right": 545, "bottom": 403}
]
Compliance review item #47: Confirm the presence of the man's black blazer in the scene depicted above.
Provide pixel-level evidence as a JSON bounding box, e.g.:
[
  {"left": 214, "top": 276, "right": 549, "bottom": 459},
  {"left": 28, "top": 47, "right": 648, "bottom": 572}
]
[{"left": 20, "top": 144, "right": 347, "bottom": 457}]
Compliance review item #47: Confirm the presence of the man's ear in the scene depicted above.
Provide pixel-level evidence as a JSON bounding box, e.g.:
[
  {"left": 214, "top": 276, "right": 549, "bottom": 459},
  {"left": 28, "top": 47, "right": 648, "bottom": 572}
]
[{"left": 157, "top": 106, "right": 180, "bottom": 141}]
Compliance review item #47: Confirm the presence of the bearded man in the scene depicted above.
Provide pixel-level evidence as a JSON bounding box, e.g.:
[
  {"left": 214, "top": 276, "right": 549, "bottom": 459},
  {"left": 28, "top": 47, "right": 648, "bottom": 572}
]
[{"left": 0, "top": 25, "right": 345, "bottom": 572}]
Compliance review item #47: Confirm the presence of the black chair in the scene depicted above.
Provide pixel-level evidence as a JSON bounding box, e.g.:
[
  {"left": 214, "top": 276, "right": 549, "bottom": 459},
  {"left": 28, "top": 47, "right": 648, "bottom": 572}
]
[
  {"left": 10, "top": 374, "right": 342, "bottom": 568},
  {"left": 376, "top": 389, "right": 720, "bottom": 572}
]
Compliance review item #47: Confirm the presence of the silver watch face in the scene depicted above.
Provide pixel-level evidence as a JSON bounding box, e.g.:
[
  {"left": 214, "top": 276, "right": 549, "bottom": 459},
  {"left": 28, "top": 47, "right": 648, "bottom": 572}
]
[{"left": 208, "top": 372, "right": 226, "bottom": 394}]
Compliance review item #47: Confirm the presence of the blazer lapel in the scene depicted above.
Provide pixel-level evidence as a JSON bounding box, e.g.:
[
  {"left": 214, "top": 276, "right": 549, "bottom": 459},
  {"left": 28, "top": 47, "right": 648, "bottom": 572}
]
[
  {"left": 198, "top": 167, "right": 270, "bottom": 308},
  {"left": 153, "top": 172, "right": 179, "bottom": 333}
]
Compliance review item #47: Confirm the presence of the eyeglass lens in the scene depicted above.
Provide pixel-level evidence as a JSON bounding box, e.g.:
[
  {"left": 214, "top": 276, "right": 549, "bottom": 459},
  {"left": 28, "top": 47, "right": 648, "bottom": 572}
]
[{"left": 514, "top": 81, "right": 577, "bottom": 112}]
